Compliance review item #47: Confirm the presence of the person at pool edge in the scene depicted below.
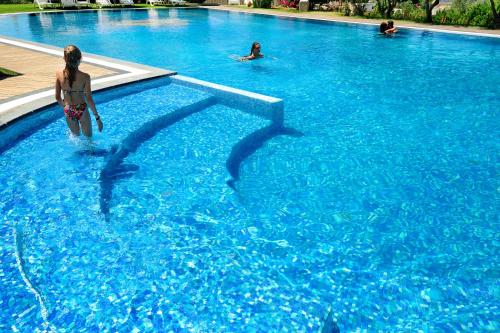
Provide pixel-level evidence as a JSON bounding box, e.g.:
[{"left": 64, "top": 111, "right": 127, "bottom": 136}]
[
  {"left": 55, "top": 45, "right": 102, "bottom": 137},
  {"left": 240, "top": 42, "right": 264, "bottom": 61}
]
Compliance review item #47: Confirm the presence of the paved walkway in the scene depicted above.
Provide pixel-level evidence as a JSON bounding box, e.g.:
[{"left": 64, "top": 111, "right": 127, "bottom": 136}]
[
  {"left": 214, "top": 6, "right": 500, "bottom": 37},
  {"left": 0, "top": 37, "right": 173, "bottom": 128},
  {"left": 0, "top": 42, "right": 117, "bottom": 102}
]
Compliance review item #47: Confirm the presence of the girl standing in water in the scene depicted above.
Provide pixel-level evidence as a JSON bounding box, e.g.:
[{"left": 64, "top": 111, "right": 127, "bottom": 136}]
[{"left": 55, "top": 45, "right": 102, "bottom": 137}]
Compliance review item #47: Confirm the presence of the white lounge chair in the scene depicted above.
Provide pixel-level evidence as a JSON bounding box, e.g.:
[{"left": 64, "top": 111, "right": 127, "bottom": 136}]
[
  {"left": 96, "top": 0, "right": 114, "bottom": 7},
  {"left": 34, "top": 0, "right": 59, "bottom": 10},
  {"left": 61, "top": 0, "right": 77, "bottom": 8},
  {"left": 365, "top": 1, "right": 376, "bottom": 12},
  {"left": 76, "top": 0, "right": 91, "bottom": 8},
  {"left": 147, "top": 0, "right": 167, "bottom": 5},
  {"left": 170, "top": 0, "right": 187, "bottom": 5},
  {"left": 119, "top": 0, "right": 135, "bottom": 6}
]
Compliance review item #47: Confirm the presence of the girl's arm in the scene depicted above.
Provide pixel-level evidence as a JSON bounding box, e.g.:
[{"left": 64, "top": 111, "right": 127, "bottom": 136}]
[
  {"left": 84, "top": 74, "right": 103, "bottom": 132},
  {"left": 240, "top": 54, "right": 255, "bottom": 61},
  {"left": 55, "top": 72, "right": 64, "bottom": 108}
]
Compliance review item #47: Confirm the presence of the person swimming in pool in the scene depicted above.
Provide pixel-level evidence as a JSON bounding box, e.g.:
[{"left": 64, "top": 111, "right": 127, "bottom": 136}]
[
  {"left": 240, "top": 42, "right": 264, "bottom": 61},
  {"left": 380, "top": 21, "right": 398, "bottom": 35},
  {"left": 386, "top": 20, "right": 398, "bottom": 34},
  {"left": 55, "top": 45, "right": 102, "bottom": 137}
]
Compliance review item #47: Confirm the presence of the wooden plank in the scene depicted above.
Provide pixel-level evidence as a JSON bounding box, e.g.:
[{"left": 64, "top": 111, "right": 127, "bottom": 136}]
[{"left": 0, "top": 43, "right": 117, "bottom": 102}]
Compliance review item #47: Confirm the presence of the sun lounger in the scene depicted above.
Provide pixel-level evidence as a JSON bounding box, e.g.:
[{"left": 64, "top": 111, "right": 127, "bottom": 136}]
[
  {"left": 76, "top": 0, "right": 91, "bottom": 8},
  {"left": 170, "top": 0, "right": 187, "bottom": 5},
  {"left": 34, "top": 0, "right": 59, "bottom": 10},
  {"left": 147, "top": 0, "right": 167, "bottom": 5},
  {"left": 365, "top": 1, "right": 376, "bottom": 12},
  {"left": 96, "top": 0, "right": 115, "bottom": 7},
  {"left": 119, "top": 0, "right": 135, "bottom": 6},
  {"left": 61, "top": 0, "right": 78, "bottom": 8}
]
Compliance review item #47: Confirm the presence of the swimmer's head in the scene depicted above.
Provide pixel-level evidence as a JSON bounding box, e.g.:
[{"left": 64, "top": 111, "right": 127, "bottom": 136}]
[
  {"left": 379, "top": 22, "right": 388, "bottom": 33},
  {"left": 63, "top": 45, "right": 82, "bottom": 87},
  {"left": 250, "top": 42, "right": 261, "bottom": 56},
  {"left": 388, "top": 20, "right": 394, "bottom": 28},
  {"left": 64, "top": 45, "right": 82, "bottom": 69}
]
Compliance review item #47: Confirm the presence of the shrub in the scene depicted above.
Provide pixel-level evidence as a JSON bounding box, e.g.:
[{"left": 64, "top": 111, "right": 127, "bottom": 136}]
[
  {"left": 392, "top": 1, "right": 426, "bottom": 22},
  {"left": 253, "top": 0, "right": 272, "bottom": 8},
  {"left": 466, "top": 2, "right": 494, "bottom": 27},
  {"left": 308, "top": 0, "right": 330, "bottom": 10},
  {"left": 342, "top": 1, "right": 351, "bottom": 15},
  {"left": 315, "top": 1, "right": 341, "bottom": 11},
  {"left": 0, "top": 0, "right": 33, "bottom": 3},
  {"left": 336, "top": 0, "right": 369, "bottom": 15},
  {"left": 280, "top": 0, "right": 299, "bottom": 8},
  {"left": 433, "top": 2, "right": 494, "bottom": 27}
]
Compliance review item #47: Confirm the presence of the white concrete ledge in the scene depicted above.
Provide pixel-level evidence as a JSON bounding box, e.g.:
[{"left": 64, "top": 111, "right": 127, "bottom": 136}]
[
  {"left": 172, "top": 75, "right": 284, "bottom": 124},
  {"left": 0, "top": 36, "right": 175, "bottom": 127}
]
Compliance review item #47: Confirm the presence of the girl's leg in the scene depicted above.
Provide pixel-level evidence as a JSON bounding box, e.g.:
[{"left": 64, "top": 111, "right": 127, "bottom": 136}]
[
  {"left": 65, "top": 116, "right": 81, "bottom": 136},
  {"left": 80, "top": 110, "right": 93, "bottom": 138}
]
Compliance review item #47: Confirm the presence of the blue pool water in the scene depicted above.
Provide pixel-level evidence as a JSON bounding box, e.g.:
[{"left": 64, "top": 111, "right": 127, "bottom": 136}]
[{"left": 1, "top": 8, "right": 499, "bottom": 332}]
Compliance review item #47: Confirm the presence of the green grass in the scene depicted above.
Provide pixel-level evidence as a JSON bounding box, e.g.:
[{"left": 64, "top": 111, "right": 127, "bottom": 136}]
[
  {"left": 0, "top": 67, "right": 21, "bottom": 79},
  {"left": 0, "top": 3, "right": 194, "bottom": 14},
  {"left": 0, "top": 3, "right": 42, "bottom": 14}
]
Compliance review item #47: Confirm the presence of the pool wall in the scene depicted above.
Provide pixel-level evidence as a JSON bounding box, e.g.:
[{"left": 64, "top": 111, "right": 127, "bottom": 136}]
[{"left": 172, "top": 75, "right": 284, "bottom": 124}]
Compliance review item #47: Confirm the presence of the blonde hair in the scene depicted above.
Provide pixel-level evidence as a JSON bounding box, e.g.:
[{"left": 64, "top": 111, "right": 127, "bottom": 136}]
[{"left": 63, "top": 45, "right": 82, "bottom": 88}]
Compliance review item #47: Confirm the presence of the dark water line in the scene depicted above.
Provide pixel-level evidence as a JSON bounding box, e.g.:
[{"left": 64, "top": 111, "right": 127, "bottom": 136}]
[
  {"left": 99, "top": 96, "right": 217, "bottom": 220},
  {"left": 226, "top": 124, "right": 303, "bottom": 190}
]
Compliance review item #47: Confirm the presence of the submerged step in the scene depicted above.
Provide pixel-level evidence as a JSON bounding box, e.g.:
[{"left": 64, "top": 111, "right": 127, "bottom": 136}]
[
  {"left": 100, "top": 95, "right": 217, "bottom": 220},
  {"left": 96, "top": 82, "right": 214, "bottom": 146},
  {"left": 107, "top": 103, "right": 270, "bottom": 221}
]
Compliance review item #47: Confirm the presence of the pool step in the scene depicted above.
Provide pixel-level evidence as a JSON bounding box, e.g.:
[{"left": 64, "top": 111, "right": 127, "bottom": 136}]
[
  {"left": 106, "top": 103, "right": 270, "bottom": 221},
  {"left": 99, "top": 95, "right": 217, "bottom": 220}
]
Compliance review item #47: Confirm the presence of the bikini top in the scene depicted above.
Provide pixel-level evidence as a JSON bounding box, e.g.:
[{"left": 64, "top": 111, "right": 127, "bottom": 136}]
[{"left": 62, "top": 88, "right": 85, "bottom": 97}]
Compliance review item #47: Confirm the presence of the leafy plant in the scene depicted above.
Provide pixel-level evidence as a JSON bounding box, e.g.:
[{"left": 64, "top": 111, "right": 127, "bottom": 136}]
[
  {"left": 308, "top": 0, "right": 331, "bottom": 10},
  {"left": 0, "top": 67, "right": 21, "bottom": 80},
  {"left": 342, "top": 1, "right": 351, "bottom": 15},
  {"left": 433, "top": 2, "right": 495, "bottom": 27},
  {"left": 0, "top": 0, "right": 32, "bottom": 3},
  {"left": 349, "top": 0, "right": 368, "bottom": 16},
  {"left": 392, "top": 1, "right": 426, "bottom": 21},
  {"left": 376, "top": 0, "right": 401, "bottom": 18},
  {"left": 280, "top": 0, "right": 299, "bottom": 8},
  {"left": 253, "top": 0, "right": 272, "bottom": 8}
]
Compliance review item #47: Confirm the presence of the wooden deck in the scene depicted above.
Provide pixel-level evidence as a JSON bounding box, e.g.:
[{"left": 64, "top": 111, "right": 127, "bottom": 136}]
[{"left": 0, "top": 42, "right": 117, "bottom": 102}]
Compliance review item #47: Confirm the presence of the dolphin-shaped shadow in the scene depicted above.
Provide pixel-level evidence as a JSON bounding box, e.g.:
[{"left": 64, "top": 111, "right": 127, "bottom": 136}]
[
  {"left": 321, "top": 308, "right": 341, "bottom": 333},
  {"left": 75, "top": 147, "right": 115, "bottom": 158},
  {"left": 99, "top": 97, "right": 216, "bottom": 220},
  {"left": 226, "top": 124, "right": 303, "bottom": 189}
]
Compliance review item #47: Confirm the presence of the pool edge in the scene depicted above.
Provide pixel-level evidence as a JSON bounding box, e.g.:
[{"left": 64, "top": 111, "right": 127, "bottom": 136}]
[{"left": 0, "top": 35, "right": 177, "bottom": 128}]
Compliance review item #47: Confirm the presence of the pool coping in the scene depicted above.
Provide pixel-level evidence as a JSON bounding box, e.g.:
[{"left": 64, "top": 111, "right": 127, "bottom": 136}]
[{"left": 0, "top": 35, "right": 176, "bottom": 128}]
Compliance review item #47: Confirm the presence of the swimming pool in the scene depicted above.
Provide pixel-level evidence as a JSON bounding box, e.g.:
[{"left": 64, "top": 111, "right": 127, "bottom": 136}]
[{"left": 1, "top": 8, "right": 499, "bottom": 332}]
